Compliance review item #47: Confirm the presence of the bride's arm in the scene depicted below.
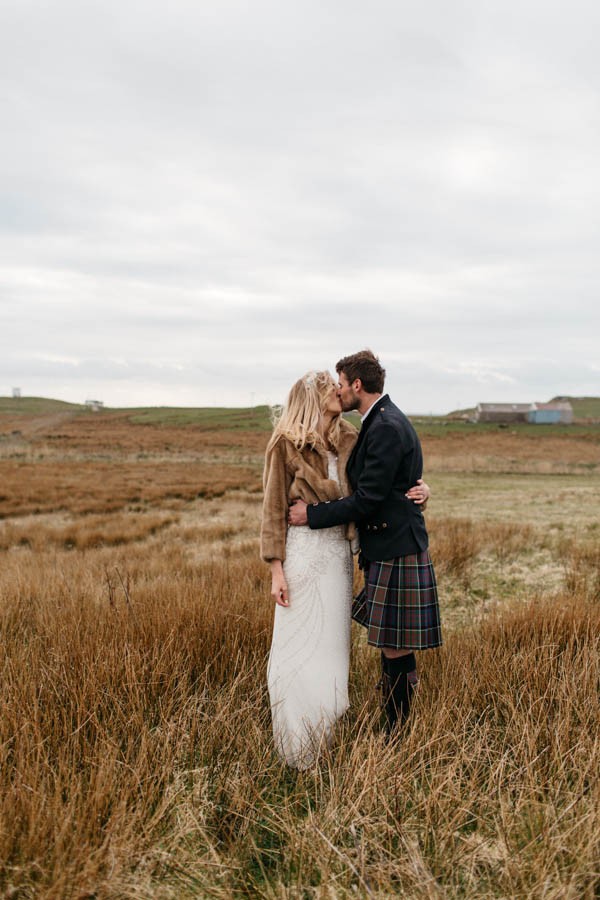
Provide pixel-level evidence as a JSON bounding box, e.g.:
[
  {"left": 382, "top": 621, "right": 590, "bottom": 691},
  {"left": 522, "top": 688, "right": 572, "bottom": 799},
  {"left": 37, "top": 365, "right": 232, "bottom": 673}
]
[{"left": 260, "top": 439, "right": 293, "bottom": 562}]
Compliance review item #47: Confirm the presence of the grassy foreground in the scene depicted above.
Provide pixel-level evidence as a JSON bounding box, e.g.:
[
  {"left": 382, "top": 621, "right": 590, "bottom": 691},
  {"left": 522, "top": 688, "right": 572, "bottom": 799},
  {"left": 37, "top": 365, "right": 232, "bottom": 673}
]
[
  {"left": 0, "top": 410, "right": 599, "bottom": 897},
  {"left": 1, "top": 538, "right": 598, "bottom": 898}
]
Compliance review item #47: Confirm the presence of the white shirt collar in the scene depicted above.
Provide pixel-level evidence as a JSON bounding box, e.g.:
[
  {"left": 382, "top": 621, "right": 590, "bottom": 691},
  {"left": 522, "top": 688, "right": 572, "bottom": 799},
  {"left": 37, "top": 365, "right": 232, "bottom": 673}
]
[{"left": 360, "top": 396, "right": 383, "bottom": 423}]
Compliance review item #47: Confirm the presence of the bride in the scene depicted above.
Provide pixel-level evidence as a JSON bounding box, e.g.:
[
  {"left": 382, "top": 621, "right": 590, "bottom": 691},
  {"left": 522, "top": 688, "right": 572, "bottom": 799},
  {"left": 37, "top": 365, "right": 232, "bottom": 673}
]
[{"left": 260, "top": 371, "right": 427, "bottom": 768}]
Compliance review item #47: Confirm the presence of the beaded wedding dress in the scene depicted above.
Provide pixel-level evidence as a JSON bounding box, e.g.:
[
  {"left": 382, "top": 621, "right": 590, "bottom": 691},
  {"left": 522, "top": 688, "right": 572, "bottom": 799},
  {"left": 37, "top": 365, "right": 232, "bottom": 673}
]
[{"left": 267, "top": 453, "right": 353, "bottom": 769}]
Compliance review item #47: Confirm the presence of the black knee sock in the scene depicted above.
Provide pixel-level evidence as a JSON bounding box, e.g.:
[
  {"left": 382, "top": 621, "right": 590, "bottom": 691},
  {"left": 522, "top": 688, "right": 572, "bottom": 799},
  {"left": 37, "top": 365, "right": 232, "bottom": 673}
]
[{"left": 382, "top": 653, "right": 417, "bottom": 732}]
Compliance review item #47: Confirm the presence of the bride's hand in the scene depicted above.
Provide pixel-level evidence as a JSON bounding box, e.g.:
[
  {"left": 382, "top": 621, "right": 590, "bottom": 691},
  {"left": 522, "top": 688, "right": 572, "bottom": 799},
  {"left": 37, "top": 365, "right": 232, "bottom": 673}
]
[
  {"left": 405, "top": 478, "right": 430, "bottom": 508},
  {"left": 270, "top": 568, "right": 290, "bottom": 607}
]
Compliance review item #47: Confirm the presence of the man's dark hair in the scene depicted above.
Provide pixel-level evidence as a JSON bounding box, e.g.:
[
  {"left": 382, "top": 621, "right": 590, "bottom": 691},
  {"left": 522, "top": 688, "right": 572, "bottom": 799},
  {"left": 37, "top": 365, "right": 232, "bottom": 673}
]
[{"left": 336, "top": 349, "right": 386, "bottom": 394}]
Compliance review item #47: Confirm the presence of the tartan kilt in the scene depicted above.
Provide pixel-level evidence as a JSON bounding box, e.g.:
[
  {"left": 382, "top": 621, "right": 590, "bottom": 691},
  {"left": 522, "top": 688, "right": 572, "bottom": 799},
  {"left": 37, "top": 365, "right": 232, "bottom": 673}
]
[{"left": 352, "top": 550, "right": 442, "bottom": 650}]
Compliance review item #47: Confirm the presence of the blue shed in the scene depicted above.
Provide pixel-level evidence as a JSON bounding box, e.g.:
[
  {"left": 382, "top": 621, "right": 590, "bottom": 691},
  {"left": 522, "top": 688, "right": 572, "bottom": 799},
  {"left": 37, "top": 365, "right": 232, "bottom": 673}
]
[{"left": 528, "top": 402, "right": 573, "bottom": 424}]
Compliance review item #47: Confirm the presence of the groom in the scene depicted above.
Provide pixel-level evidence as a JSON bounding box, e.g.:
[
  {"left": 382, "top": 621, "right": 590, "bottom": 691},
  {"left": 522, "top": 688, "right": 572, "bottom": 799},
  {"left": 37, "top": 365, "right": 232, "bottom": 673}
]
[{"left": 288, "top": 349, "right": 442, "bottom": 734}]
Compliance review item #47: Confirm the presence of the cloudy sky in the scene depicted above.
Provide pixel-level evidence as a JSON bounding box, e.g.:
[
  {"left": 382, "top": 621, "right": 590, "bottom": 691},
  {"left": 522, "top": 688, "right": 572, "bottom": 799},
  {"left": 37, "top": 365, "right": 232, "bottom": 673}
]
[{"left": 1, "top": 0, "right": 598, "bottom": 412}]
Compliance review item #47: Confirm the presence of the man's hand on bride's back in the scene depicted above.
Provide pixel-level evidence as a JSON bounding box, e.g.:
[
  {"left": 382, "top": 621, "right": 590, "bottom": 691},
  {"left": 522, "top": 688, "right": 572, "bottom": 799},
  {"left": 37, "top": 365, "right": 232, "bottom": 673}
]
[
  {"left": 405, "top": 478, "right": 430, "bottom": 509},
  {"left": 288, "top": 499, "right": 308, "bottom": 526}
]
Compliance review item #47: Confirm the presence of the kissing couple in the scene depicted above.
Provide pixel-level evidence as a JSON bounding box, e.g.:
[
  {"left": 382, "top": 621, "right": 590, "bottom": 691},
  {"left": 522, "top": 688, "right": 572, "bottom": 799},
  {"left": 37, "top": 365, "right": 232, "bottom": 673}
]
[{"left": 260, "top": 349, "right": 442, "bottom": 768}]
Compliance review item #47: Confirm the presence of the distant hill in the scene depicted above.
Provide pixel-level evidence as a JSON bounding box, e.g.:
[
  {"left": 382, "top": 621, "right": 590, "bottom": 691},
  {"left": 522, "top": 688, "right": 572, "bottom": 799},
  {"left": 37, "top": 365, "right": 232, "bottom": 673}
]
[
  {"left": 0, "top": 396, "right": 275, "bottom": 429},
  {"left": 550, "top": 397, "right": 600, "bottom": 419},
  {"left": 2, "top": 394, "right": 599, "bottom": 426},
  {"left": 0, "top": 396, "right": 85, "bottom": 415}
]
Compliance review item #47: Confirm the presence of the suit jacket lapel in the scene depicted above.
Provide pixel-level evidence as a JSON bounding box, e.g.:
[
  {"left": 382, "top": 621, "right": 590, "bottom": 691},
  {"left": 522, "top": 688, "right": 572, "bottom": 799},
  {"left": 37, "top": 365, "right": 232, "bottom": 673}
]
[
  {"left": 346, "top": 394, "right": 388, "bottom": 480},
  {"left": 355, "top": 394, "right": 388, "bottom": 444}
]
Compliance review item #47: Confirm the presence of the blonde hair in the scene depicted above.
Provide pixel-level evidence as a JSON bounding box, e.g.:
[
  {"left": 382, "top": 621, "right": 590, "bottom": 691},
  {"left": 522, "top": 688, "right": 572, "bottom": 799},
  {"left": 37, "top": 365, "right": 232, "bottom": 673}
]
[{"left": 267, "top": 370, "right": 343, "bottom": 452}]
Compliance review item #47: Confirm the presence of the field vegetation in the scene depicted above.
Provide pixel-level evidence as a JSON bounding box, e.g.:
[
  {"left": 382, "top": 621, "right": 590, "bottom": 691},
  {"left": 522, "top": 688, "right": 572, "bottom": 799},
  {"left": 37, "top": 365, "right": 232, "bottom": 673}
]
[{"left": 0, "top": 403, "right": 599, "bottom": 897}]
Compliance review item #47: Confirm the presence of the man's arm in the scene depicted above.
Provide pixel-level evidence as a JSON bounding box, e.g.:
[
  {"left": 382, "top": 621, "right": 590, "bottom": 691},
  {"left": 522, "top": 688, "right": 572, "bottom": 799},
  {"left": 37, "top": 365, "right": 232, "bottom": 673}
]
[{"left": 304, "top": 423, "right": 405, "bottom": 530}]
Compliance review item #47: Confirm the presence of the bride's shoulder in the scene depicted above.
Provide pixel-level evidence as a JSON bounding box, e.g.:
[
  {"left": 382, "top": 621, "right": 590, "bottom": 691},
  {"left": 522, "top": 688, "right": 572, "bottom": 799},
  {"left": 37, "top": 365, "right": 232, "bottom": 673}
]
[
  {"left": 266, "top": 434, "right": 299, "bottom": 461},
  {"left": 338, "top": 417, "right": 359, "bottom": 441}
]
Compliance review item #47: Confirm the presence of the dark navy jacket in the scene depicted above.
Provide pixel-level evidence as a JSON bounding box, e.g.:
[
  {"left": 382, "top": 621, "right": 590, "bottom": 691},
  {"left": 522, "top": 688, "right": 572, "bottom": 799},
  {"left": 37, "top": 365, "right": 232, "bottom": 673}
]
[{"left": 306, "top": 395, "right": 429, "bottom": 561}]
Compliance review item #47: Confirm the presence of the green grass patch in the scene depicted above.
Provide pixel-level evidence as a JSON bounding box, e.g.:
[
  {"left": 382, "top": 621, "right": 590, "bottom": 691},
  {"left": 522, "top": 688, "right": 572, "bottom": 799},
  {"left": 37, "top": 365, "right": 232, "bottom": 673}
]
[
  {"left": 127, "top": 405, "right": 274, "bottom": 430},
  {"left": 0, "top": 396, "right": 85, "bottom": 415},
  {"left": 411, "top": 417, "right": 600, "bottom": 438},
  {"left": 127, "top": 407, "right": 360, "bottom": 432},
  {"left": 427, "top": 470, "right": 600, "bottom": 527}
]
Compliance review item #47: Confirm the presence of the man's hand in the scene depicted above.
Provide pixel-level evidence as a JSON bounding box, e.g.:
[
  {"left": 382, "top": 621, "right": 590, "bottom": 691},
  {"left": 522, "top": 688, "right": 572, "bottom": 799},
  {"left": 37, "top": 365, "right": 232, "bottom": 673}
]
[
  {"left": 288, "top": 499, "right": 308, "bottom": 526},
  {"left": 405, "top": 478, "right": 430, "bottom": 507}
]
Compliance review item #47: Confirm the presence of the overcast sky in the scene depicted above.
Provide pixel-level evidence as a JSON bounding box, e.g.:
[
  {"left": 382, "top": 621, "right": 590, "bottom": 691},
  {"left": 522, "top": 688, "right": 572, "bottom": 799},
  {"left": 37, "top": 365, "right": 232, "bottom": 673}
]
[{"left": 1, "top": 0, "right": 598, "bottom": 412}]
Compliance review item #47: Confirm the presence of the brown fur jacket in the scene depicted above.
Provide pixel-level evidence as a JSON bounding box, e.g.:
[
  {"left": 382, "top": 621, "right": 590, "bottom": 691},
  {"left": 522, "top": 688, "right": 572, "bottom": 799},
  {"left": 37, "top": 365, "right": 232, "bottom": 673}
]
[{"left": 260, "top": 418, "right": 358, "bottom": 562}]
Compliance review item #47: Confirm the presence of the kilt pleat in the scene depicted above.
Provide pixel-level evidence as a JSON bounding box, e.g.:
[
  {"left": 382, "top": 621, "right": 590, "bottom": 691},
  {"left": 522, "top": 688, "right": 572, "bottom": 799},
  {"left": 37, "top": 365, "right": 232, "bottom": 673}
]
[{"left": 352, "top": 550, "right": 442, "bottom": 650}]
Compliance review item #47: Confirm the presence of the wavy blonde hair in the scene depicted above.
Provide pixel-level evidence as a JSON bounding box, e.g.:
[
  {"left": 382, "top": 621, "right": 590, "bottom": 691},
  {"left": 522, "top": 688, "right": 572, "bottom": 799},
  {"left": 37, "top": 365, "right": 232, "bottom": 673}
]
[{"left": 267, "top": 370, "right": 343, "bottom": 452}]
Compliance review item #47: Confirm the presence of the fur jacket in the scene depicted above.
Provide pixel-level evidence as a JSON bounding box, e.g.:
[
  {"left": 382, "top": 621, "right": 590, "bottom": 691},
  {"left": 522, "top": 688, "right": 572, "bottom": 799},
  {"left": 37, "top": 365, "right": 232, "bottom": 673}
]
[{"left": 260, "top": 418, "right": 358, "bottom": 562}]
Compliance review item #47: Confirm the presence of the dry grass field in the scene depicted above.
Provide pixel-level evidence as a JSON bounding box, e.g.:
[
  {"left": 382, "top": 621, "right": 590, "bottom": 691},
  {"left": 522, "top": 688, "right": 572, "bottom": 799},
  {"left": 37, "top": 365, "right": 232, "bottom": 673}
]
[{"left": 0, "top": 405, "right": 599, "bottom": 898}]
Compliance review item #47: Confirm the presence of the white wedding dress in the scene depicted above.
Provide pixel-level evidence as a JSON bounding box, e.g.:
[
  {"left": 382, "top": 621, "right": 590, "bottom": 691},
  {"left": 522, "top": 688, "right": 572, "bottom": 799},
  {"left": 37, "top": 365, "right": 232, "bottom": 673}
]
[{"left": 267, "top": 453, "right": 353, "bottom": 769}]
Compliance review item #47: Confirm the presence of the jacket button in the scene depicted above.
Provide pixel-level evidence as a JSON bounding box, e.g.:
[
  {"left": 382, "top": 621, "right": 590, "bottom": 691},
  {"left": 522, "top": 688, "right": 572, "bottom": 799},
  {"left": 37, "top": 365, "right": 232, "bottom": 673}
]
[
  {"left": 382, "top": 522, "right": 387, "bottom": 528},
  {"left": 373, "top": 525, "right": 378, "bottom": 532},
  {"left": 380, "top": 407, "right": 385, "bottom": 411}
]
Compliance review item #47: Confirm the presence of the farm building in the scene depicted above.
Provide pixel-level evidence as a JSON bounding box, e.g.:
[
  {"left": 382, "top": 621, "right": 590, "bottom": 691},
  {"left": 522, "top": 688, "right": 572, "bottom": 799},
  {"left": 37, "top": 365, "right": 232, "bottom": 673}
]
[
  {"left": 475, "top": 403, "right": 533, "bottom": 423},
  {"left": 85, "top": 399, "right": 104, "bottom": 412},
  {"left": 528, "top": 402, "right": 573, "bottom": 424}
]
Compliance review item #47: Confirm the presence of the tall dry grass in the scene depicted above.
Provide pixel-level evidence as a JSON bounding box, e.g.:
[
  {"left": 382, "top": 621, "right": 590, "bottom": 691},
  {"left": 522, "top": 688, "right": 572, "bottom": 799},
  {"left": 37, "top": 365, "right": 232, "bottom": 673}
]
[
  {"left": 1, "top": 534, "right": 599, "bottom": 898},
  {"left": 423, "top": 430, "right": 600, "bottom": 475},
  {"left": 0, "top": 512, "right": 179, "bottom": 552},
  {"left": 0, "top": 460, "right": 262, "bottom": 518},
  {"left": 1, "top": 413, "right": 599, "bottom": 896}
]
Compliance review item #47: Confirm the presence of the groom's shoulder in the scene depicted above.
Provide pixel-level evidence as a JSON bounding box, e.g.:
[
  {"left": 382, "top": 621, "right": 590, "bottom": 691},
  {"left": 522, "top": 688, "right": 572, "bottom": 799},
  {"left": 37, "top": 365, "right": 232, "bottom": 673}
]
[
  {"left": 371, "top": 397, "right": 417, "bottom": 442},
  {"left": 372, "top": 395, "right": 405, "bottom": 427}
]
